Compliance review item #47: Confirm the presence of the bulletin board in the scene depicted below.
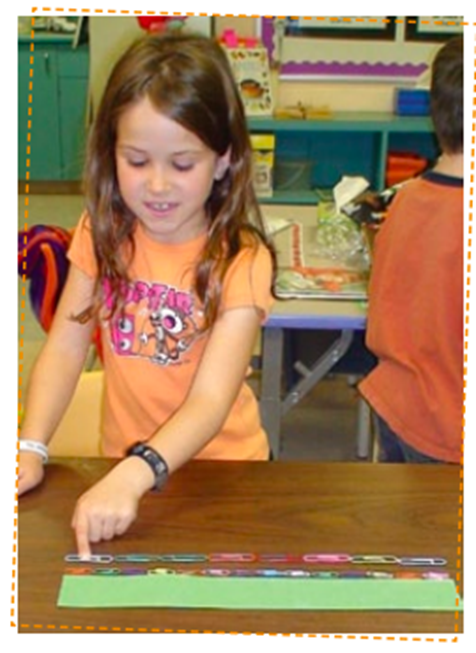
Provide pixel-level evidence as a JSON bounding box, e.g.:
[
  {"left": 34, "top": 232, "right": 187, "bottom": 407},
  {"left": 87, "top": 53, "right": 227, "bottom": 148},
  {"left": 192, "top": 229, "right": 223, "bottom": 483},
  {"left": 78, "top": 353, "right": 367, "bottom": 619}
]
[{"left": 260, "top": 16, "right": 464, "bottom": 81}]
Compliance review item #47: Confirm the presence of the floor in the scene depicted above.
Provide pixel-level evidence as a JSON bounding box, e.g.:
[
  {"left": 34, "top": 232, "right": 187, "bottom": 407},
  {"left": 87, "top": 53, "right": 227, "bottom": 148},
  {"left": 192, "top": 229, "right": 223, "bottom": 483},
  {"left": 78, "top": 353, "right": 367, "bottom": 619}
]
[{"left": 18, "top": 194, "right": 371, "bottom": 462}]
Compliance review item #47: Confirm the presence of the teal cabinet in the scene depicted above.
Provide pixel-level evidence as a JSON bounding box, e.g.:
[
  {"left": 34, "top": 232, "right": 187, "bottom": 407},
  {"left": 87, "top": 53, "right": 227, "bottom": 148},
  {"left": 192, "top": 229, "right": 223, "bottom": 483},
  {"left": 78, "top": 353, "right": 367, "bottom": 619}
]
[
  {"left": 18, "top": 36, "right": 89, "bottom": 181},
  {"left": 248, "top": 113, "right": 438, "bottom": 204}
]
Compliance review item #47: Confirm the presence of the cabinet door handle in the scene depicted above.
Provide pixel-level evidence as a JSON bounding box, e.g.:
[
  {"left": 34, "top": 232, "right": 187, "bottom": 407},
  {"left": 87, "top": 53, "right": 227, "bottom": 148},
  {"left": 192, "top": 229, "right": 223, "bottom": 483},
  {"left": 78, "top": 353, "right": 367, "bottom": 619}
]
[{"left": 43, "top": 52, "right": 50, "bottom": 74}]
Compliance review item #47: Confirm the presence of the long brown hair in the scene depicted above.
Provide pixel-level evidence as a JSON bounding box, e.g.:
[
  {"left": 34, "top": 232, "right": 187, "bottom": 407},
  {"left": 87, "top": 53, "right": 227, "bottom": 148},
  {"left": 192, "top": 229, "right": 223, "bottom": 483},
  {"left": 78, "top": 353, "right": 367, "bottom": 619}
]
[{"left": 82, "top": 32, "right": 277, "bottom": 329}]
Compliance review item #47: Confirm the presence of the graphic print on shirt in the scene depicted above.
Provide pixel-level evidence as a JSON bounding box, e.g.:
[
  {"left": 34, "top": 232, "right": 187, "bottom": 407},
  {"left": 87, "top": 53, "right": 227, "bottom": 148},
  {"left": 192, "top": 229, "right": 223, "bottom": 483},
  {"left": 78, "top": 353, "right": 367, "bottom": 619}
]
[{"left": 103, "top": 279, "right": 201, "bottom": 366}]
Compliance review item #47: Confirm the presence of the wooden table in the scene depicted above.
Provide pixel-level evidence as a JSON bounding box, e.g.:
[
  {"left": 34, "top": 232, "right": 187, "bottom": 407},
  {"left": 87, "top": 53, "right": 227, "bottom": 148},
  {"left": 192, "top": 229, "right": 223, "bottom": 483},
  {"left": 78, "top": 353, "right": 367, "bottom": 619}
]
[{"left": 19, "top": 458, "right": 463, "bottom": 635}]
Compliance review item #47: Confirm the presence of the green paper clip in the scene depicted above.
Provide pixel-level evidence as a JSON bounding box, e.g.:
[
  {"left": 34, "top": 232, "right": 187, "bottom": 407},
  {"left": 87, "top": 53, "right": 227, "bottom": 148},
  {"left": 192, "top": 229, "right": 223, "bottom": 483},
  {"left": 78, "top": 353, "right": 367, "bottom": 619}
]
[
  {"left": 351, "top": 555, "right": 399, "bottom": 565},
  {"left": 93, "top": 568, "right": 121, "bottom": 576},
  {"left": 158, "top": 554, "right": 208, "bottom": 563}
]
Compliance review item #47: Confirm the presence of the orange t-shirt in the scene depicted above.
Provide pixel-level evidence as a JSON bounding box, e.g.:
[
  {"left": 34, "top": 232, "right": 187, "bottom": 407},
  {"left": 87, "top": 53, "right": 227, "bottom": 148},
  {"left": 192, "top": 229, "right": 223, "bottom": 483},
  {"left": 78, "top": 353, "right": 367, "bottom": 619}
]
[
  {"left": 67, "top": 213, "right": 273, "bottom": 460},
  {"left": 359, "top": 171, "right": 463, "bottom": 462}
]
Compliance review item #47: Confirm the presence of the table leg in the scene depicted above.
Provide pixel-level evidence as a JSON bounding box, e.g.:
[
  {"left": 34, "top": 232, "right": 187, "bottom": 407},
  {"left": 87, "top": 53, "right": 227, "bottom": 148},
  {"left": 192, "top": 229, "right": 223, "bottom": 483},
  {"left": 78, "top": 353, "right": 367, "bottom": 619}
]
[
  {"left": 281, "top": 329, "right": 354, "bottom": 416},
  {"left": 356, "top": 397, "right": 372, "bottom": 459},
  {"left": 259, "top": 327, "right": 284, "bottom": 459}
]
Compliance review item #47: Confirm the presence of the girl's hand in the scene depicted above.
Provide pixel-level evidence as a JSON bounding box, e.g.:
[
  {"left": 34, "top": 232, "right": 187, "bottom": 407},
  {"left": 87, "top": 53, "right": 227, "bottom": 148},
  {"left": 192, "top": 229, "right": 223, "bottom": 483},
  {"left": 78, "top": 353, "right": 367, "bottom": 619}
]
[
  {"left": 18, "top": 452, "right": 45, "bottom": 496},
  {"left": 72, "top": 457, "right": 155, "bottom": 557}
]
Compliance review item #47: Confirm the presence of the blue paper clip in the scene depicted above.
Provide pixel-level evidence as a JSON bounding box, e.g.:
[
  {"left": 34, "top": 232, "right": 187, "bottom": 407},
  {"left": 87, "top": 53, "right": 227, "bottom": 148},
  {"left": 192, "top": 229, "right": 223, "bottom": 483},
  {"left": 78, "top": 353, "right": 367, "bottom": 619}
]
[
  {"left": 398, "top": 557, "right": 447, "bottom": 567},
  {"left": 114, "top": 554, "right": 158, "bottom": 563},
  {"left": 64, "top": 554, "right": 114, "bottom": 564}
]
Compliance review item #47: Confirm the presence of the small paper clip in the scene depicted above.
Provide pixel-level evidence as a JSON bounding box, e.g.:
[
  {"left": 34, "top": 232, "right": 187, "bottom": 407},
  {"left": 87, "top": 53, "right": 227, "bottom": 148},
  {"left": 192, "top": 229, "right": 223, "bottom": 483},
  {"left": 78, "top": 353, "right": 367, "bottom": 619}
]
[
  {"left": 395, "top": 571, "right": 422, "bottom": 579},
  {"left": 351, "top": 555, "right": 399, "bottom": 565},
  {"left": 303, "top": 554, "right": 351, "bottom": 564},
  {"left": 64, "top": 554, "right": 114, "bottom": 564},
  {"left": 283, "top": 570, "right": 310, "bottom": 578},
  {"left": 201, "top": 569, "right": 231, "bottom": 577},
  {"left": 64, "top": 567, "right": 94, "bottom": 576},
  {"left": 255, "top": 569, "right": 283, "bottom": 577},
  {"left": 398, "top": 557, "right": 447, "bottom": 567},
  {"left": 367, "top": 571, "right": 394, "bottom": 579},
  {"left": 422, "top": 572, "right": 450, "bottom": 580},
  {"left": 92, "top": 567, "right": 121, "bottom": 576},
  {"left": 208, "top": 553, "right": 256, "bottom": 563},
  {"left": 310, "top": 571, "right": 338, "bottom": 579},
  {"left": 147, "top": 568, "right": 177, "bottom": 575},
  {"left": 122, "top": 567, "right": 148, "bottom": 576}
]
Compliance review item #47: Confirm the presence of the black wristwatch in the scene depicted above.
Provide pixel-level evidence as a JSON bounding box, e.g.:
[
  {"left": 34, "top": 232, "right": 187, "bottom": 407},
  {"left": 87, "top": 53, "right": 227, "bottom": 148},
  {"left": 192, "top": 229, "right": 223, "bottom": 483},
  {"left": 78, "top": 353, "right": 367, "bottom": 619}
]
[{"left": 126, "top": 442, "right": 169, "bottom": 492}]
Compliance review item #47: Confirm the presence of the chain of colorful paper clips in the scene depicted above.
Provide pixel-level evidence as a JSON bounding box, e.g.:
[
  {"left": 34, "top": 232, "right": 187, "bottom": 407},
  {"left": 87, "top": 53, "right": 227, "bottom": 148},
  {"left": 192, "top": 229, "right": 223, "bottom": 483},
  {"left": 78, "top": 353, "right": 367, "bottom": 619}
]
[{"left": 64, "top": 552, "right": 447, "bottom": 566}]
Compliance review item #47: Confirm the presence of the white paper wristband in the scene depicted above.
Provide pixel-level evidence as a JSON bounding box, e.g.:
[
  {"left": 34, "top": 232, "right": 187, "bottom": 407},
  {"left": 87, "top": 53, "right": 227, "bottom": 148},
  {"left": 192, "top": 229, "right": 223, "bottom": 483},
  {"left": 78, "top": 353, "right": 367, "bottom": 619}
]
[{"left": 19, "top": 440, "right": 49, "bottom": 464}]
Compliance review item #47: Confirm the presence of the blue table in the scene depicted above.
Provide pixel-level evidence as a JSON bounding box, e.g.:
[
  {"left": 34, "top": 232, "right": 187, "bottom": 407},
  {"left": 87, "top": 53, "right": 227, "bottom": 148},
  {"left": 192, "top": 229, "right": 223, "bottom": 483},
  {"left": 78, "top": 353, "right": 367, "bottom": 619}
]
[{"left": 260, "top": 297, "right": 369, "bottom": 459}]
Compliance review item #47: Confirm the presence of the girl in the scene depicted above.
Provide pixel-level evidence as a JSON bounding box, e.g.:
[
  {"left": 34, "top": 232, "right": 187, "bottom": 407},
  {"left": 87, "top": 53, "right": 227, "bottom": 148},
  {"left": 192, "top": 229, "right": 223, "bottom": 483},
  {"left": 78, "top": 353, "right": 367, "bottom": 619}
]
[{"left": 18, "top": 33, "right": 277, "bottom": 556}]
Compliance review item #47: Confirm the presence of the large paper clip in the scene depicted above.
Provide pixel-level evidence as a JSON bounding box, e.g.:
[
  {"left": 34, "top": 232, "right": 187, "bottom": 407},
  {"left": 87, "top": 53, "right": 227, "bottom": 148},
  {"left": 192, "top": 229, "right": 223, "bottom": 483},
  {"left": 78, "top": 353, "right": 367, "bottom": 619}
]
[
  {"left": 208, "top": 553, "right": 256, "bottom": 563},
  {"left": 351, "top": 555, "right": 399, "bottom": 565},
  {"left": 259, "top": 554, "right": 302, "bottom": 564},
  {"left": 64, "top": 554, "right": 114, "bottom": 564},
  {"left": 398, "top": 557, "right": 447, "bottom": 567},
  {"left": 158, "top": 554, "right": 208, "bottom": 563},
  {"left": 303, "top": 554, "right": 351, "bottom": 564},
  {"left": 114, "top": 554, "right": 158, "bottom": 563}
]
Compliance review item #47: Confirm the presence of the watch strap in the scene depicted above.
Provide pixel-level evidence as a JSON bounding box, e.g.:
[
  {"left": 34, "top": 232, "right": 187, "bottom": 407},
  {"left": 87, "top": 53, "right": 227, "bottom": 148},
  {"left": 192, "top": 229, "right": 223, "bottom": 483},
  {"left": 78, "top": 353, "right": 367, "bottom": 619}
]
[{"left": 126, "top": 442, "right": 169, "bottom": 492}]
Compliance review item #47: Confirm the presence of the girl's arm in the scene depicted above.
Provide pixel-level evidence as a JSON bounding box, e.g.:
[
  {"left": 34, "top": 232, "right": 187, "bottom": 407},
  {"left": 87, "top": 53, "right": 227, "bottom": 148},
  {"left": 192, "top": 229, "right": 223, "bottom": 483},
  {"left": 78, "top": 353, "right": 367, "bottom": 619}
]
[
  {"left": 72, "top": 305, "right": 262, "bottom": 556},
  {"left": 148, "top": 305, "right": 263, "bottom": 469},
  {"left": 19, "top": 263, "right": 97, "bottom": 495}
]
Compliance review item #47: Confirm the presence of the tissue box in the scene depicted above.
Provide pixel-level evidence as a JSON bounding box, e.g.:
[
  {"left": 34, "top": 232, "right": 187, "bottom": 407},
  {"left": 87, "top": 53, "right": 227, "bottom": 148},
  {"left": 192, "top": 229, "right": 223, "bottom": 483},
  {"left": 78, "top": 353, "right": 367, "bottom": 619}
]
[{"left": 395, "top": 89, "right": 430, "bottom": 116}]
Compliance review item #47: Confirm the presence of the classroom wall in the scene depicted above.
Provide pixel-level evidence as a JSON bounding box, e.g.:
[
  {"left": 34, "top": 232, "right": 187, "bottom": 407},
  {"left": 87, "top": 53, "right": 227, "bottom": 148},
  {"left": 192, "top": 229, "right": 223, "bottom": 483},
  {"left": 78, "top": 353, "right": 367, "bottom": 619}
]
[
  {"left": 215, "top": 16, "right": 416, "bottom": 113},
  {"left": 89, "top": 16, "right": 418, "bottom": 116}
]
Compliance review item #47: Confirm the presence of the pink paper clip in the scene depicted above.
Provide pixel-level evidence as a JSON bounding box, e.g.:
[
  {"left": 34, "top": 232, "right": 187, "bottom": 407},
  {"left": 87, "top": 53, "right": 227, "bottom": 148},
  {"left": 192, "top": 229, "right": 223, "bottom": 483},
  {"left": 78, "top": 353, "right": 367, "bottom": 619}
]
[
  {"left": 200, "top": 569, "right": 231, "bottom": 577},
  {"left": 303, "top": 554, "right": 352, "bottom": 564},
  {"left": 208, "top": 553, "right": 256, "bottom": 563}
]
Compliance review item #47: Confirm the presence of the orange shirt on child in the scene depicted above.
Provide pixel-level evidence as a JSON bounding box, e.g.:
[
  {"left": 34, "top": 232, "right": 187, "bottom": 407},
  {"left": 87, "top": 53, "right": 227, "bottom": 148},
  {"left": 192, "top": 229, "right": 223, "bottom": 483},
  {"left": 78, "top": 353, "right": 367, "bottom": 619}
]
[
  {"left": 68, "top": 213, "right": 273, "bottom": 460},
  {"left": 359, "top": 172, "right": 463, "bottom": 462}
]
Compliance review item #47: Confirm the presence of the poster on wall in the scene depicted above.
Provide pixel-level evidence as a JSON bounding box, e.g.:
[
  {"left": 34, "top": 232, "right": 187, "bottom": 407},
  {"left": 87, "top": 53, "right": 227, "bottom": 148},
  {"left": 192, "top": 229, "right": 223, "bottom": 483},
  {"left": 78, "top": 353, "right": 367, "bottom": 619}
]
[{"left": 260, "top": 16, "right": 464, "bottom": 81}]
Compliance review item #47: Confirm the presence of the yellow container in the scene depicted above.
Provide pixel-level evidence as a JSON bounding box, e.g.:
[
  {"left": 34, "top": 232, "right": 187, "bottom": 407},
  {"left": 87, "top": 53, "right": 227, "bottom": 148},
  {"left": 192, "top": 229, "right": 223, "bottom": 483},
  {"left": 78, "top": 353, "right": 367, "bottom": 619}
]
[{"left": 250, "top": 134, "right": 275, "bottom": 198}]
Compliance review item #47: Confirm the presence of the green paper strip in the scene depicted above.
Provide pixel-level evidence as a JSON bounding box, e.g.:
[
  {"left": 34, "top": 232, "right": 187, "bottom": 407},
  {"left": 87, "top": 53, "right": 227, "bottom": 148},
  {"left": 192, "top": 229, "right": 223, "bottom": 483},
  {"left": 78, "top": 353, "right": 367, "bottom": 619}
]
[{"left": 58, "top": 576, "right": 464, "bottom": 611}]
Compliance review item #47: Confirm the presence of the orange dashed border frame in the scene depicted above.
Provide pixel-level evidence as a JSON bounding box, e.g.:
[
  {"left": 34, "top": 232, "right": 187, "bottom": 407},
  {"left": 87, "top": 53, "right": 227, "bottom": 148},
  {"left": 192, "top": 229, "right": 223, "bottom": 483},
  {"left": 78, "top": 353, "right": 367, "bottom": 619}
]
[{"left": 16, "top": 10, "right": 469, "bottom": 640}]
